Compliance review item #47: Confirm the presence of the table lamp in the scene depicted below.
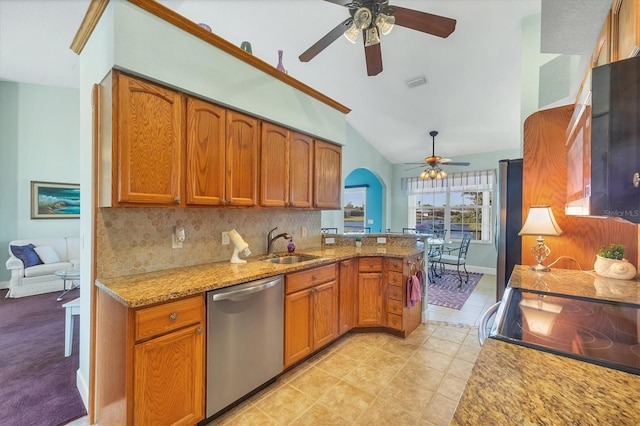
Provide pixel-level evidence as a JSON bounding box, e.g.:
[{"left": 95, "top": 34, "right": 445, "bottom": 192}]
[{"left": 518, "top": 206, "right": 563, "bottom": 272}]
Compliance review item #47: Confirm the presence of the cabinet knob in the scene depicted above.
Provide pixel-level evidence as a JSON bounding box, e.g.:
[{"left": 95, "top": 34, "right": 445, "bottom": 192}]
[
  {"left": 169, "top": 313, "right": 178, "bottom": 321},
  {"left": 393, "top": 262, "right": 399, "bottom": 268},
  {"left": 312, "top": 274, "right": 318, "bottom": 280},
  {"left": 369, "top": 262, "right": 374, "bottom": 267},
  {"left": 220, "top": 199, "right": 226, "bottom": 205},
  {"left": 228, "top": 198, "right": 234, "bottom": 205},
  {"left": 392, "top": 275, "right": 397, "bottom": 282},
  {"left": 633, "top": 172, "right": 639, "bottom": 188},
  {"left": 196, "top": 327, "right": 202, "bottom": 334},
  {"left": 173, "top": 197, "right": 180, "bottom": 204},
  {"left": 341, "top": 261, "right": 349, "bottom": 267}
]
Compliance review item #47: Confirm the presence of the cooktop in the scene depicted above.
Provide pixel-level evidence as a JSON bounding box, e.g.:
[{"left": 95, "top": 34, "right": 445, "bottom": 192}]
[{"left": 490, "top": 287, "right": 640, "bottom": 376}]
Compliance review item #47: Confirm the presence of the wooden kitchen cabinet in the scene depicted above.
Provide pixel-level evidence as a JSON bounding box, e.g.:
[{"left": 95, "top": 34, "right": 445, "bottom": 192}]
[
  {"left": 95, "top": 291, "right": 205, "bottom": 425},
  {"left": 226, "top": 110, "right": 259, "bottom": 206},
  {"left": 104, "top": 71, "right": 183, "bottom": 206},
  {"left": 260, "top": 123, "right": 313, "bottom": 208},
  {"left": 357, "top": 257, "right": 384, "bottom": 326},
  {"left": 186, "top": 97, "right": 226, "bottom": 205},
  {"left": 284, "top": 263, "right": 338, "bottom": 368},
  {"left": 338, "top": 258, "right": 358, "bottom": 335},
  {"left": 612, "top": 0, "right": 640, "bottom": 60},
  {"left": 565, "top": 92, "right": 592, "bottom": 214},
  {"left": 313, "top": 140, "right": 342, "bottom": 209},
  {"left": 385, "top": 255, "right": 422, "bottom": 336}
]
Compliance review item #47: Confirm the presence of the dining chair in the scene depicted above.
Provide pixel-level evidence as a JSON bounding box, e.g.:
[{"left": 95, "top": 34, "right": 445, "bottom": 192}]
[
  {"left": 436, "top": 233, "right": 471, "bottom": 287},
  {"left": 426, "top": 228, "right": 447, "bottom": 282},
  {"left": 321, "top": 227, "right": 338, "bottom": 234}
]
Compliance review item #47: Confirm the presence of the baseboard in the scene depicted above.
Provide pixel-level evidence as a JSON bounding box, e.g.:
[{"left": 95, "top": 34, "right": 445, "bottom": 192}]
[
  {"left": 76, "top": 368, "right": 89, "bottom": 412},
  {"left": 0, "top": 281, "right": 8, "bottom": 290}
]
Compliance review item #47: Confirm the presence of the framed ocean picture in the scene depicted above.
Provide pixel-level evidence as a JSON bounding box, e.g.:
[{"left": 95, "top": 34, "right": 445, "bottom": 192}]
[{"left": 30, "top": 181, "right": 80, "bottom": 219}]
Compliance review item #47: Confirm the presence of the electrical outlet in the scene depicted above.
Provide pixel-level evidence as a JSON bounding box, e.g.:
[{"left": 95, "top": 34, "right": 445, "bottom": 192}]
[
  {"left": 325, "top": 237, "right": 335, "bottom": 244},
  {"left": 377, "top": 237, "right": 386, "bottom": 244},
  {"left": 222, "top": 232, "right": 230, "bottom": 245},
  {"left": 301, "top": 226, "right": 307, "bottom": 237},
  {"left": 367, "top": 219, "right": 373, "bottom": 224},
  {"left": 172, "top": 234, "right": 183, "bottom": 249}
]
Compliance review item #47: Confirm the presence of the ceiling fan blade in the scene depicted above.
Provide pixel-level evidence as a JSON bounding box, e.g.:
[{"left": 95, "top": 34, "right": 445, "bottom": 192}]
[
  {"left": 299, "top": 17, "right": 353, "bottom": 62},
  {"left": 405, "top": 164, "right": 429, "bottom": 171},
  {"left": 440, "top": 160, "right": 471, "bottom": 166},
  {"left": 364, "top": 41, "right": 383, "bottom": 76},
  {"left": 393, "top": 6, "right": 456, "bottom": 38}
]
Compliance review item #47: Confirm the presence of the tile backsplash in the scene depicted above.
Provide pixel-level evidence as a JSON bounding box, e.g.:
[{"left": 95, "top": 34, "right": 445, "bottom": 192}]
[{"left": 96, "top": 207, "right": 321, "bottom": 278}]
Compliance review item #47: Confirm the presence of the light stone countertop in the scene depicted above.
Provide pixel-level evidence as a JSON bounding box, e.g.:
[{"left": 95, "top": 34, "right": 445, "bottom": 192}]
[
  {"left": 452, "top": 265, "right": 640, "bottom": 424},
  {"left": 95, "top": 245, "right": 424, "bottom": 308}
]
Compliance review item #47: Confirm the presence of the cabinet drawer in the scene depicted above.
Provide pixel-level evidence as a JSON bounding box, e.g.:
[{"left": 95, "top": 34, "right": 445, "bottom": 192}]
[
  {"left": 387, "top": 271, "right": 403, "bottom": 287},
  {"left": 135, "top": 295, "right": 203, "bottom": 342},
  {"left": 386, "top": 313, "right": 403, "bottom": 331},
  {"left": 386, "top": 258, "right": 403, "bottom": 272},
  {"left": 387, "top": 285, "right": 403, "bottom": 302},
  {"left": 286, "top": 263, "right": 336, "bottom": 294},
  {"left": 386, "top": 299, "right": 403, "bottom": 315},
  {"left": 359, "top": 257, "right": 382, "bottom": 272}
]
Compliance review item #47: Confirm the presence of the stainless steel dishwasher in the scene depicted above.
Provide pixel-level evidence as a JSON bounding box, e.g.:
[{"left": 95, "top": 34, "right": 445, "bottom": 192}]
[{"left": 205, "top": 275, "right": 284, "bottom": 419}]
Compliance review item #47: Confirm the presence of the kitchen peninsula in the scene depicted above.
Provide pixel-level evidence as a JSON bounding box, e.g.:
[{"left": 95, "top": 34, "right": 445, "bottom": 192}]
[{"left": 452, "top": 265, "right": 640, "bottom": 424}]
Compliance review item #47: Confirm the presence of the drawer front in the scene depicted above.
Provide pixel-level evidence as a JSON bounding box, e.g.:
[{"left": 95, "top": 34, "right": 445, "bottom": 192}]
[
  {"left": 387, "top": 285, "right": 403, "bottom": 302},
  {"left": 286, "top": 263, "right": 336, "bottom": 294},
  {"left": 386, "top": 258, "right": 403, "bottom": 272},
  {"left": 135, "top": 295, "right": 203, "bottom": 342},
  {"left": 386, "top": 313, "right": 403, "bottom": 331},
  {"left": 386, "top": 299, "right": 403, "bottom": 315},
  {"left": 387, "top": 271, "right": 403, "bottom": 287},
  {"left": 359, "top": 257, "right": 383, "bottom": 272}
]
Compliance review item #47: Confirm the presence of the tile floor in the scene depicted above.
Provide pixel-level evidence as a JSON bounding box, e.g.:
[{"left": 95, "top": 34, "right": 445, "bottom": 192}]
[{"left": 67, "top": 274, "right": 498, "bottom": 426}]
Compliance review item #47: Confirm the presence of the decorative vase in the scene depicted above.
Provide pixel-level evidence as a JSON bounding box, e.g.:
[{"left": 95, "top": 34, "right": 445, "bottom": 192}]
[
  {"left": 276, "top": 50, "right": 286, "bottom": 73},
  {"left": 198, "top": 23, "right": 212, "bottom": 32},
  {"left": 593, "top": 255, "right": 637, "bottom": 280},
  {"left": 240, "top": 41, "right": 252, "bottom": 54}
]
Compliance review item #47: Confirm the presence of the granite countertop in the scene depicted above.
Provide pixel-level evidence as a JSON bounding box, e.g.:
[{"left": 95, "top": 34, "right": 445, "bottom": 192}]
[
  {"left": 452, "top": 265, "right": 640, "bottom": 424},
  {"left": 95, "top": 245, "right": 424, "bottom": 308}
]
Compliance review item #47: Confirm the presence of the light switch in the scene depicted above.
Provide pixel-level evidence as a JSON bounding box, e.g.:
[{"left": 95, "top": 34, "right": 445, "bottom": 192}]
[
  {"left": 377, "top": 237, "right": 386, "bottom": 244},
  {"left": 222, "top": 232, "right": 230, "bottom": 245}
]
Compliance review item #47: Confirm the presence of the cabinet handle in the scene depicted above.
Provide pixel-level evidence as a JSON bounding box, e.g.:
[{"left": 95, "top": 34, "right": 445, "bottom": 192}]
[
  {"left": 196, "top": 327, "right": 202, "bottom": 334},
  {"left": 392, "top": 290, "right": 398, "bottom": 297},
  {"left": 173, "top": 197, "right": 180, "bottom": 204},
  {"left": 312, "top": 274, "right": 318, "bottom": 280},
  {"left": 633, "top": 172, "right": 639, "bottom": 188},
  {"left": 392, "top": 275, "right": 397, "bottom": 282},
  {"left": 169, "top": 313, "right": 178, "bottom": 321},
  {"left": 393, "top": 262, "right": 399, "bottom": 268}
]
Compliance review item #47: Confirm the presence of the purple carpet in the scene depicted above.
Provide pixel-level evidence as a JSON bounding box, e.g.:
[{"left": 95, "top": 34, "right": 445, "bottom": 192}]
[
  {"left": 427, "top": 272, "right": 483, "bottom": 310},
  {"left": 0, "top": 289, "right": 86, "bottom": 426}
]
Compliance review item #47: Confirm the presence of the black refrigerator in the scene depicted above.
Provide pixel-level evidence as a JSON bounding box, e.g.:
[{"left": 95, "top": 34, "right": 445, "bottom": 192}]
[{"left": 495, "top": 158, "right": 522, "bottom": 301}]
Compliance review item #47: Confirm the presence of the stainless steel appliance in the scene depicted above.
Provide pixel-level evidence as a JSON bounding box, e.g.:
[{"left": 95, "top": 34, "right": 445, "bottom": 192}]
[
  {"left": 489, "top": 286, "right": 640, "bottom": 375},
  {"left": 205, "top": 275, "right": 284, "bottom": 419},
  {"left": 495, "top": 158, "right": 523, "bottom": 301}
]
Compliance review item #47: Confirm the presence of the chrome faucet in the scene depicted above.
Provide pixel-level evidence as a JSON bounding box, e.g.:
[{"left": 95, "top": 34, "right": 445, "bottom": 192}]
[{"left": 267, "top": 227, "right": 291, "bottom": 254}]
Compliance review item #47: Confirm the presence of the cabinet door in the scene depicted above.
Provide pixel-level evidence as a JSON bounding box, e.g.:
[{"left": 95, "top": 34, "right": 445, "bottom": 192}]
[
  {"left": 358, "top": 272, "right": 383, "bottom": 326},
  {"left": 313, "top": 140, "right": 342, "bottom": 209},
  {"left": 289, "top": 132, "right": 314, "bottom": 208},
  {"left": 313, "top": 280, "right": 339, "bottom": 349},
  {"left": 186, "top": 98, "right": 226, "bottom": 205},
  {"left": 133, "top": 324, "right": 204, "bottom": 426},
  {"left": 260, "top": 122, "right": 290, "bottom": 207},
  {"left": 284, "top": 288, "right": 313, "bottom": 368},
  {"left": 226, "top": 111, "right": 259, "bottom": 206},
  {"left": 338, "top": 259, "right": 358, "bottom": 335},
  {"left": 566, "top": 103, "right": 592, "bottom": 207},
  {"left": 613, "top": 0, "right": 640, "bottom": 60},
  {"left": 115, "top": 73, "right": 183, "bottom": 205}
]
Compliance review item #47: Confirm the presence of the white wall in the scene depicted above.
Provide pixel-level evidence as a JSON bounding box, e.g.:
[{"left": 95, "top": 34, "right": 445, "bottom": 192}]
[{"left": 0, "top": 81, "right": 80, "bottom": 282}]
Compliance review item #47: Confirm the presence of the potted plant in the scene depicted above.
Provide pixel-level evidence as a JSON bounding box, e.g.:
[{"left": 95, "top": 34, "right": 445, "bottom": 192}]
[
  {"left": 594, "top": 244, "right": 637, "bottom": 280},
  {"left": 355, "top": 235, "right": 362, "bottom": 248}
]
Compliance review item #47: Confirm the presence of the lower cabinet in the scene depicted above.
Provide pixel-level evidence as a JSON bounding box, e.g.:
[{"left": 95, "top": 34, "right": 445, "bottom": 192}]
[
  {"left": 384, "top": 255, "right": 422, "bottom": 336},
  {"left": 95, "top": 290, "right": 205, "bottom": 426},
  {"left": 284, "top": 263, "right": 339, "bottom": 368},
  {"left": 338, "top": 258, "right": 358, "bottom": 335},
  {"left": 358, "top": 257, "right": 384, "bottom": 326}
]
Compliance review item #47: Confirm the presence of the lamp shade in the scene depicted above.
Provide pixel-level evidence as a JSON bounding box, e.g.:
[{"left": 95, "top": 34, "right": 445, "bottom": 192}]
[{"left": 518, "top": 206, "right": 563, "bottom": 236}]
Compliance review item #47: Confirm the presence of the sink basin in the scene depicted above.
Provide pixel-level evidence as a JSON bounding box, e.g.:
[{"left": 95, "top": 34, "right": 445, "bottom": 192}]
[{"left": 262, "top": 254, "right": 319, "bottom": 264}]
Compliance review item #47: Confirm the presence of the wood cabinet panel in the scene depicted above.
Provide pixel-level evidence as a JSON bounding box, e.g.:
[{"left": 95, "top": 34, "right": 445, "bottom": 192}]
[
  {"left": 226, "top": 111, "right": 259, "bottom": 206},
  {"left": 289, "top": 132, "right": 314, "bottom": 208},
  {"left": 613, "top": 0, "right": 640, "bottom": 60},
  {"left": 114, "top": 72, "right": 183, "bottom": 205},
  {"left": 133, "top": 323, "right": 204, "bottom": 426},
  {"left": 359, "top": 257, "right": 383, "bottom": 272},
  {"left": 134, "top": 295, "right": 203, "bottom": 342},
  {"left": 186, "top": 98, "right": 226, "bottom": 205},
  {"left": 339, "top": 259, "right": 358, "bottom": 335},
  {"left": 286, "top": 263, "right": 337, "bottom": 294},
  {"left": 261, "top": 122, "right": 290, "bottom": 207},
  {"left": 284, "top": 288, "right": 313, "bottom": 367},
  {"left": 358, "top": 271, "right": 383, "bottom": 326},
  {"left": 313, "top": 140, "right": 342, "bottom": 209},
  {"left": 312, "top": 280, "right": 339, "bottom": 349}
]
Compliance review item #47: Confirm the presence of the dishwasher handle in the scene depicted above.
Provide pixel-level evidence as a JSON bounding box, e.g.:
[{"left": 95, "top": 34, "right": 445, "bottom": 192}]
[
  {"left": 478, "top": 302, "right": 500, "bottom": 345},
  {"left": 210, "top": 276, "right": 282, "bottom": 302}
]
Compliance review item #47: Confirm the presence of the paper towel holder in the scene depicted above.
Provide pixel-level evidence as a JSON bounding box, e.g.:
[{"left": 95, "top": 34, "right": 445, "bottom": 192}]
[{"left": 228, "top": 229, "right": 251, "bottom": 264}]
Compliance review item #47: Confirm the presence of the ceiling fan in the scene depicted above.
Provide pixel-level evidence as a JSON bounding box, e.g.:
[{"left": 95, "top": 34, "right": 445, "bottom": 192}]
[
  {"left": 406, "top": 131, "right": 471, "bottom": 180},
  {"left": 298, "top": 0, "right": 456, "bottom": 76}
]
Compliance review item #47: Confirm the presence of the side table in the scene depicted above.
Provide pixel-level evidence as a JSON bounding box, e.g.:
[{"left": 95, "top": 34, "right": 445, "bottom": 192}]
[{"left": 55, "top": 268, "right": 80, "bottom": 302}]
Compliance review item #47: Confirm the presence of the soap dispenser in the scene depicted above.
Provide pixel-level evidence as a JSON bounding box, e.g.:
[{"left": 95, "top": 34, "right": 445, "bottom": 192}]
[{"left": 287, "top": 237, "right": 296, "bottom": 253}]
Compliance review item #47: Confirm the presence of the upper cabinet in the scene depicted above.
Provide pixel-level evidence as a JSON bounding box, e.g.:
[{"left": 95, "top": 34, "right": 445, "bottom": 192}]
[
  {"left": 314, "top": 140, "right": 342, "bottom": 209},
  {"left": 612, "top": 0, "right": 640, "bottom": 60},
  {"left": 226, "top": 111, "right": 259, "bottom": 207},
  {"left": 260, "top": 123, "right": 314, "bottom": 208},
  {"left": 106, "top": 72, "right": 183, "bottom": 207}
]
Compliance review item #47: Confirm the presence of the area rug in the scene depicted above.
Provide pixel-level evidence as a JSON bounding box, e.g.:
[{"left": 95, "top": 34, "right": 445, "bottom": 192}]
[
  {"left": 0, "top": 289, "right": 87, "bottom": 426},
  {"left": 427, "top": 272, "right": 483, "bottom": 310}
]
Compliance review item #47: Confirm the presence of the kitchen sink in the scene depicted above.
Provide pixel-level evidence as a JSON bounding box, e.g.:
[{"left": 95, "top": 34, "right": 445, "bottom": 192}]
[{"left": 261, "top": 254, "right": 319, "bottom": 264}]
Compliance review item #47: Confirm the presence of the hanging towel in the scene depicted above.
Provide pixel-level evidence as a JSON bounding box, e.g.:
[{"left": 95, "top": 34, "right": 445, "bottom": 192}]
[{"left": 407, "top": 274, "right": 421, "bottom": 308}]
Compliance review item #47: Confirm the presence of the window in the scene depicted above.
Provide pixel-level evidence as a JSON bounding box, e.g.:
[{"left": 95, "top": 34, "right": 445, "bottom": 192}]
[
  {"left": 402, "top": 170, "right": 495, "bottom": 243},
  {"left": 343, "top": 186, "right": 366, "bottom": 233}
]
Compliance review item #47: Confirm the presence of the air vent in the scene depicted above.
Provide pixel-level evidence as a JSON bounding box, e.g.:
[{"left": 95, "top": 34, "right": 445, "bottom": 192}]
[{"left": 405, "top": 75, "right": 428, "bottom": 89}]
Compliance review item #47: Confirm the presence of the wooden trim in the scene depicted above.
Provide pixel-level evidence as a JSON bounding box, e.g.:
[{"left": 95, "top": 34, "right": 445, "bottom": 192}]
[
  {"left": 70, "top": 0, "right": 109, "bottom": 55},
  {"left": 71, "top": 0, "right": 351, "bottom": 114}
]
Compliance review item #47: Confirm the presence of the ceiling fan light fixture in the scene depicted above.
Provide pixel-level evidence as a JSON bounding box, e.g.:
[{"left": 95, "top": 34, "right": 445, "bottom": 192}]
[
  {"left": 364, "top": 26, "right": 381, "bottom": 47},
  {"left": 375, "top": 13, "right": 395, "bottom": 35},
  {"left": 343, "top": 24, "right": 360, "bottom": 44},
  {"left": 353, "top": 7, "right": 373, "bottom": 30}
]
